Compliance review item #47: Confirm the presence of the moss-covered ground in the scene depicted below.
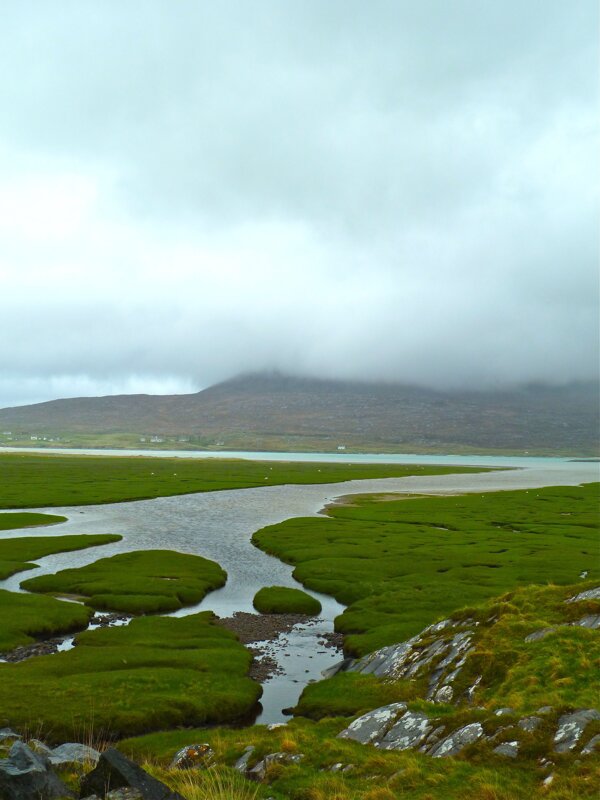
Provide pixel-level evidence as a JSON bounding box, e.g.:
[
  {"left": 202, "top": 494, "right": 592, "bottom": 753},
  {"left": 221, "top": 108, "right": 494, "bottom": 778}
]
[
  {"left": 20, "top": 549, "right": 227, "bottom": 613},
  {"left": 0, "top": 451, "right": 484, "bottom": 508},
  {"left": 0, "top": 612, "right": 260, "bottom": 741},
  {"left": 0, "top": 589, "right": 94, "bottom": 651},
  {"left": 0, "top": 533, "right": 122, "bottom": 580},
  {"left": 0, "top": 512, "right": 67, "bottom": 530},
  {"left": 253, "top": 483, "right": 599, "bottom": 655},
  {"left": 253, "top": 586, "right": 322, "bottom": 615},
  {"left": 121, "top": 713, "right": 600, "bottom": 799},
  {"left": 448, "top": 581, "right": 600, "bottom": 714}
]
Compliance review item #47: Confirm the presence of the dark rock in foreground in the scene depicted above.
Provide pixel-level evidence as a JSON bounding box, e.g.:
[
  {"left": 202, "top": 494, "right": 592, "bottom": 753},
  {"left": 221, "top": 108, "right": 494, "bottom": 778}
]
[
  {"left": 80, "top": 749, "right": 183, "bottom": 800},
  {"left": 0, "top": 741, "right": 72, "bottom": 800}
]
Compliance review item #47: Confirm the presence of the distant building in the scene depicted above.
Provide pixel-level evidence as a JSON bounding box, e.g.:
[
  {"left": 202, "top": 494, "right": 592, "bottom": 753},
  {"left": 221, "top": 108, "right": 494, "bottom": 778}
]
[{"left": 337, "top": 445, "right": 346, "bottom": 451}]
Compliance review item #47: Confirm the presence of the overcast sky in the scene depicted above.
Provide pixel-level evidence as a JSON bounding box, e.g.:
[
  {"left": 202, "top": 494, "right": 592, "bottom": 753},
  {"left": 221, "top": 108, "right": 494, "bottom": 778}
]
[{"left": 1, "top": 1, "right": 598, "bottom": 407}]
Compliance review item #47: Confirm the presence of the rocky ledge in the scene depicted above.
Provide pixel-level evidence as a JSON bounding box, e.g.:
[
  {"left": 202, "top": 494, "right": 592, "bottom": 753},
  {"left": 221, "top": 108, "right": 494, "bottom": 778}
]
[{"left": 337, "top": 703, "right": 600, "bottom": 760}]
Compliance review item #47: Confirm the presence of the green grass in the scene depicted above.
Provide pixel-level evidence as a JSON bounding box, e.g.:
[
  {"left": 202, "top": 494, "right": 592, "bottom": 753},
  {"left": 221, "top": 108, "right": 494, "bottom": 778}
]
[
  {"left": 253, "top": 483, "right": 599, "bottom": 655},
  {"left": 121, "top": 715, "right": 600, "bottom": 799},
  {"left": 0, "top": 533, "right": 122, "bottom": 580},
  {"left": 0, "top": 589, "right": 94, "bottom": 651},
  {"left": 0, "top": 612, "right": 261, "bottom": 741},
  {"left": 0, "top": 512, "right": 67, "bottom": 530},
  {"left": 0, "top": 452, "right": 485, "bottom": 508},
  {"left": 21, "top": 550, "right": 227, "bottom": 613},
  {"left": 294, "top": 671, "right": 421, "bottom": 721},
  {"left": 253, "top": 586, "right": 322, "bottom": 616}
]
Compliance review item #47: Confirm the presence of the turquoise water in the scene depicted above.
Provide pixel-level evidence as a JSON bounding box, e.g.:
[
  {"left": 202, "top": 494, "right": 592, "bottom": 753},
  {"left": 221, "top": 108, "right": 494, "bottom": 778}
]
[{"left": 0, "top": 445, "right": 594, "bottom": 471}]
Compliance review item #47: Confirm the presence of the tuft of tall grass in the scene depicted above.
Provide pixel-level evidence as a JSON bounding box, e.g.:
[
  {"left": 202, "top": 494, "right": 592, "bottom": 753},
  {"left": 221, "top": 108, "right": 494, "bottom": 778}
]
[{"left": 147, "top": 765, "right": 259, "bottom": 800}]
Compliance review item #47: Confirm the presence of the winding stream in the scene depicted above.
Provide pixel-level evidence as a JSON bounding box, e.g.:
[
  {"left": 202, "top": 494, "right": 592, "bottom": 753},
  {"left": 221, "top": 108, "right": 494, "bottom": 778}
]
[{"left": 0, "top": 457, "right": 597, "bottom": 723}]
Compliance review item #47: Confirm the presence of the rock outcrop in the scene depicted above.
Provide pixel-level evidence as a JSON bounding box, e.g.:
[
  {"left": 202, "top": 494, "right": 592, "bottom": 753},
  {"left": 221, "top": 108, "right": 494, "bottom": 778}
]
[
  {"left": 337, "top": 703, "right": 600, "bottom": 760},
  {"left": 342, "top": 616, "right": 479, "bottom": 704}
]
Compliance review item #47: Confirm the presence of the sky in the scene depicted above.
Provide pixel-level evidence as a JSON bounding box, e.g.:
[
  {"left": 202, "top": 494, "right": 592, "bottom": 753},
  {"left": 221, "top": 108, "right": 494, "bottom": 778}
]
[{"left": 1, "top": 1, "right": 598, "bottom": 407}]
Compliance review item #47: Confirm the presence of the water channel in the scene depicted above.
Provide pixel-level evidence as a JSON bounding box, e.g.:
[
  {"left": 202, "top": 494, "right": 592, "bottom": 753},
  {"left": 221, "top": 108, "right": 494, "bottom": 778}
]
[{"left": 0, "top": 453, "right": 597, "bottom": 724}]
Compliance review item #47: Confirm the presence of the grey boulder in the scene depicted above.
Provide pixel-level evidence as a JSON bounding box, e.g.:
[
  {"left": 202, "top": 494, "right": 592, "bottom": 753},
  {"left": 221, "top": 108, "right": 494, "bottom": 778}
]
[
  {"left": 248, "top": 752, "right": 304, "bottom": 782},
  {"left": 50, "top": 743, "right": 101, "bottom": 767},
  {"left": 493, "top": 741, "right": 519, "bottom": 758},
  {"left": 233, "top": 746, "right": 255, "bottom": 773},
  {"left": 378, "top": 711, "right": 433, "bottom": 751},
  {"left": 574, "top": 615, "right": 600, "bottom": 629},
  {"left": 518, "top": 716, "right": 542, "bottom": 733},
  {"left": 581, "top": 734, "right": 600, "bottom": 755},
  {"left": 338, "top": 703, "right": 407, "bottom": 745},
  {"left": 554, "top": 709, "right": 600, "bottom": 753},
  {"left": 0, "top": 740, "right": 72, "bottom": 800},
  {"left": 429, "top": 722, "right": 485, "bottom": 758}
]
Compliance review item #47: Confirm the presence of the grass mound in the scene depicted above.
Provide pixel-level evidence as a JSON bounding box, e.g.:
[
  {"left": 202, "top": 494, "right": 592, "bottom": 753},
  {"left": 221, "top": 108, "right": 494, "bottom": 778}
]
[
  {"left": 0, "top": 589, "right": 94, "bottom": 651},
  {"left": 21, "top": 550, "right": 227, "bottom": 613},
  {"left": 294, "top": 671, "right": 420, "bottom": 721},
  {"left": 0, "top": 512, "right": 67, "bottom": 531},
  {"left": 0, "top": 451, "right": 485, "bottom": 508},
  {"left": 450, "top": 581, "right": 600, "bottom": 713},
  {"left": 0, "top": 533, "right": 122, "bottom": 580},
  {"left": 253, "top": 586, "right": 322, "bottom": 615},
  {"left": 253, "top": 483, "right": 599, "bottom": 655},
  {"left": 0, "top": 612, "right": 260, "bottom": 740}
]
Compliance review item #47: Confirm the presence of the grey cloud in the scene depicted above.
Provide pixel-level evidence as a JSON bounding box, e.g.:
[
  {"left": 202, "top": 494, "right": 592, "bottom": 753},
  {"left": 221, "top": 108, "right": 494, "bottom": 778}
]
[{"left": 0, "top": 1, "right": 597, "bottom": 406}]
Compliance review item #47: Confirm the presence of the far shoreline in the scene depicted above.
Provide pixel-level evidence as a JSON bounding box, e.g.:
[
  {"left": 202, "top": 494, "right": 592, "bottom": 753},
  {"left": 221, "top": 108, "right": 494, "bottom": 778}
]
[{"left": 0, "top": 444, "right": 597, "bottom": 469}]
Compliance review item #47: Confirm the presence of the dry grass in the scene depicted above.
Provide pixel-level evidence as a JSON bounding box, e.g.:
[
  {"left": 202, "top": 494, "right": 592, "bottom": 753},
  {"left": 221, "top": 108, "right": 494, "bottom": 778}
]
[{"left": 147, "top": 765, "right": 260, "bottom": 800}]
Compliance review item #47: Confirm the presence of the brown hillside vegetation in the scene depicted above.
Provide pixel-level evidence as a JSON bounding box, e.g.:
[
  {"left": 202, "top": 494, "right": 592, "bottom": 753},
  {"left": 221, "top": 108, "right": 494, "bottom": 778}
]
[{"left": 0, "top": 373, "right": 597, "bottom": 454}]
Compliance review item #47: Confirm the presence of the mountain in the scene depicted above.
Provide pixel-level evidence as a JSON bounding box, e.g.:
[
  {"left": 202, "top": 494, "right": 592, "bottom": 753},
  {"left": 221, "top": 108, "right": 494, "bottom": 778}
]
[{"left": 0, "top": 373, "right": 598, "bottom": 455}]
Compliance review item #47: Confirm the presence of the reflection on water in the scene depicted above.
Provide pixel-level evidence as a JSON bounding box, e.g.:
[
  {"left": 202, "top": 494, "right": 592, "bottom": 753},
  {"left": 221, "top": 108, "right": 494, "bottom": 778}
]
[{"left": 0, "top": 461, "right": 596, "bottom": 723}]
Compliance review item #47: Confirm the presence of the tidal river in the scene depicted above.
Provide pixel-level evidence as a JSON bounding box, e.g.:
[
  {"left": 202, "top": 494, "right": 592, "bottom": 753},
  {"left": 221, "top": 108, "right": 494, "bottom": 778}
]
[{"left": 0, "top": 456, "right": 597, "bottom": 723}]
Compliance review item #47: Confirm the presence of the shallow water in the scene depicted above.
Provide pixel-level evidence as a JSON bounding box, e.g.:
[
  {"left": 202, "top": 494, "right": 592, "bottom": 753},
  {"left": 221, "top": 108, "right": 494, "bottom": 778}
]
[
  {"left": 1, "top": 445, "right": 597, "bottom": 470},
  {"left": 0, "top": 460, "right": 597, "bottom": 723}
]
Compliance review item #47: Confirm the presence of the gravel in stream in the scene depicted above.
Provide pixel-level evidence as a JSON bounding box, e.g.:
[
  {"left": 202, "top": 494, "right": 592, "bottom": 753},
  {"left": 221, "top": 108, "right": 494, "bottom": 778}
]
[
  {"left": 0, "top": 612, "right": 130, "bottom": 663},
  {"left": 216, "top": 612, "right": 344, "bottom": 683},
  {"left": 216, "top": 611, "right": 313, "bottom": 643},
  {"left": 0, "top": 638, "right": 65, "bottom": 662}
]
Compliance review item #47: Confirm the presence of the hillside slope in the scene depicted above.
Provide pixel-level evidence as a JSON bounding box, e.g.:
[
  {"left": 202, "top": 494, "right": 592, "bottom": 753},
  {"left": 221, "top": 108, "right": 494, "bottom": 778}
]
[{"left": 0, "top": 373, "right": 597, "bottom": 454}]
